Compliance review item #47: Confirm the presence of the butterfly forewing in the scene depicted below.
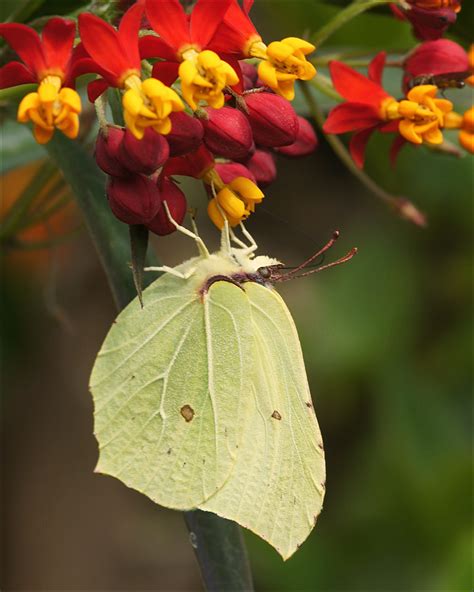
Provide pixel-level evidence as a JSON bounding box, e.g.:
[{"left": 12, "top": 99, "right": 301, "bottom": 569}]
[{"left": 198, "top": 282, "right": 325, "bottom": 560}]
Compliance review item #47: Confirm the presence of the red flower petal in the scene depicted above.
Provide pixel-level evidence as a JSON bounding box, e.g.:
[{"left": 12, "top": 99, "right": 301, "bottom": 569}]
[
  {"left": 152, "top": 61, "right": 180, "bottom": 86},
  {"left": 0, "top": 61, "right": 36, "bottom": 89},
  {"left": 390, "top": 135, "right": 407, "bottom": 167},
  {"left": 139, "top": 35, "right": 177, "bottom": 61},
  {"left": 78, "top": 13, "right": 133, "bottom": 81},
  {"left": 329, "top": 60, "right": 389, "bottom": 106},
  {"left": 243, "top": 0, "right": 254, "bottom": 13},
  {"left": 379, "top": 120, "right": 399, "bottom": 133},
  {"left": 323, "top": 102, "right": 381, "bottom": 134},
  {"left": 87, "top": 77, "right": 110, "bottom": 102},
  {"left": 145, "top": 0, "right": 190, "bottom": 54},
  {"left": 191, "top": 0, "right": 232, "bottom": 48},
  {"left": 368, "top": 51, "right": 386, "bottom": 85},
  {"left": 208, "top": 0, "right": 258, "bottom": 57},
  {"left": 118, "top": 3, "right": 144, "bottom": 69},
  {"left": 41, "top": 18, "right": 76, "bottom": 74},
  {"left": 349, "top": 128, "right": 375, "bottom": 168},
  {"left": 0, "top": 23, "right": 46, "bottom": 78}
]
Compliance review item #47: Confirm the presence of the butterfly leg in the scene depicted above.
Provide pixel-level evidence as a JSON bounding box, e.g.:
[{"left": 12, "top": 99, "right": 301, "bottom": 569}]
[
  {"left": 235, "top": 221, "right": 258, "bottom": 255},
  {"left": 143, "top": 265, "right": 197, "bottom": 280},
  {"left": 163, "top": 202, "right": 210, "bottom": 258}
]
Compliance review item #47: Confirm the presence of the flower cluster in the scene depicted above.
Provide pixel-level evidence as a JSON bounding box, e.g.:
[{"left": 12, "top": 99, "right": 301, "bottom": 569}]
[
  {"left": 324, "top": 36, "right": 473, "bottom": 167},
  {"left": 0, "top": 0, "right": 318, "bottom": 234}
]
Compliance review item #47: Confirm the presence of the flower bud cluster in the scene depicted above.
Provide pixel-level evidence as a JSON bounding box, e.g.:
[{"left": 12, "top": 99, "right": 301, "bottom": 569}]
[{"left": 94, "top": 60, "right": 318, "bottom": 232}]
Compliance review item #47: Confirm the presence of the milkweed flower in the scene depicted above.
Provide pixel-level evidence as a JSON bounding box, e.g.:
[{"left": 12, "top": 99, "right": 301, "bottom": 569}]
[
  {"left": 323, "top": 53, "right": 454, "bottom": 167},
  {"left": 207, "top": 176, "right": 264, "bottom": 228},
  {"left": 208, "top": 0, "right": 316, "bottom": 100},
  {"left": 78, "top": 4, "right": 184, "bottom": 139},
  {"left": 0, "top": 18, "right": 81, "bottom": 144},
  {"left": 390, "top": 0, "right": 461, "bottom": 40},
  {"left": 143, "top": 0, "right": 239, "bottom": 110}
]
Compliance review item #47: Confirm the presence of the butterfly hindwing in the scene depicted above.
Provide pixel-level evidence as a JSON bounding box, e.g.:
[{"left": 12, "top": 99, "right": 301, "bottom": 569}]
[{"left": 90, "top": 271, "right": 254, "bottom": 510}]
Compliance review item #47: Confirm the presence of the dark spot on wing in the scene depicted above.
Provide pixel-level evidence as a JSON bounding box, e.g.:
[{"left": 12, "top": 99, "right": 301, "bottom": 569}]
[
  {"left": 305, "top": 401, "right": 312, "bottom": 408},
  {"left": 167, "top": 448, "right": 172, "bottom": 455},
  {"left": 180, "top": 404, "right": 195, "bottom": 422},
  {"left": 271, "top": 410, "right": 282, "bottom": 420}
]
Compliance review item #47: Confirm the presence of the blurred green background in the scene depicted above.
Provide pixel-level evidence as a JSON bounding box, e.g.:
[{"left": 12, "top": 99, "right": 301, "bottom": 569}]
[{"left": 1, "top": 1, "right": 472, "bottom": 590}]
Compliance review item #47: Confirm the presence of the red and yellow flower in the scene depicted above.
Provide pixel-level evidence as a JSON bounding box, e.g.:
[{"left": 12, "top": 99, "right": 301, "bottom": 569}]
[
  {"left": 323, "top": 53, "right": 454, "bottom": 167},
  {"left": 0, "top": 18, "right": 81, "bottom": 144},
  {"left": 78, "top": 4, "right": 184, "bottom": 139},
  {"left": 208, "top": 0, "right": 316, "bottom": 100},
  {"left": 143, "top": 0, "right": 239, "bottom": 110}
]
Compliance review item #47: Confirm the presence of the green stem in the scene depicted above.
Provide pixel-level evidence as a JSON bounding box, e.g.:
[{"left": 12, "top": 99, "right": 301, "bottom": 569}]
[
  {"left": 309, "top": 75, "right": 342, "bottom": 102},
  {"left": 312, "top": 0, "right": 398, "bottom": 47},
  {"left": 45, "top": 133, "right": 254, "bottom": 591},
  {"left": 299, "top": 82, "right": 426, "bottom": 227}
]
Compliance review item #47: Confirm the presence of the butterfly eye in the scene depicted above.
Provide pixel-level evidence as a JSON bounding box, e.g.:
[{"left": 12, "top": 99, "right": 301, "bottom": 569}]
[{"left": 258, "top": 266, "right": 272, "bottom": 279}]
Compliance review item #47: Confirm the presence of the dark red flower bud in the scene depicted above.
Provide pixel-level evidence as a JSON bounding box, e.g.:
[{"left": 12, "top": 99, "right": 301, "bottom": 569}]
[
  {"left": 391, "top": 3, "right": 457, "bottom": 40},
  {"left": 276, "top": 116, "right": 318, "bottom": 157},
  {"left": 106, "top": 174, "right": 162, "bottom": 225},
  {"left": 245, "top": 149, "right": 276, "bottom": 187},
  {"left": 166, "top": 112, "right": 204, "bottom": 156},
  {"left": 119, "top": 127, "right": 169, "bottom": 175},
  {"left": 201, "top": 106, "right": 254, "bottom": 160},
  {"left": 215, "top": 162, "right": 256, "bottom": 184},
  {"left": 242, "top": 92, "right": 299, "bottom": 147},
  {"left": 146, "top": 178, "right": 187, "bottom": 236},
  {"left": 402, "top": 39, "right": 469, "bottom": 92},
  {"left": 240, "top": 61, "right": 258, "bottom": 90},
  {"left": 95, "top": 127, "right": 129, "bottom": 177}
]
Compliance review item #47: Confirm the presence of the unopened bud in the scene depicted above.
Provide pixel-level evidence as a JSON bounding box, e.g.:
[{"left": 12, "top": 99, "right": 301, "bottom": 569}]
[
  {"left": 276, "top": 116, "right": 318, "bottom": 157},
  {"left": 166, "top": 112, "right": 204, "bottom": 156},
  {"left": 202, "top": 106, "right": 254, "bottom": 161},
  {"left": 119, "top": 128, "right": 169, "bottom": 175},
  {"left": 215, "top": 162, "right": 256, "bottom": 184},
  {"left": 95, "top": 127, "right": 129, "bottom": 177},
  {"left": 242, "top": 92, "right": 299, "bottom": 147},
  {"left": 147, "top": 178, "right": 187, "bottom": 236},
  {"left": 240, "top": 61, "right": 258, "bottom": 90},
  {"left": 246, "top": 149, "right": 276, "bottom": 187},
  {"left": 107, "top": 174, "right": 162, "bottom": 225},
  {"left": 397, "top": 5, "right": 457, "bottom": 40},
  {"left": 403, "top": 39, "right": 469, "bottom": 92}
]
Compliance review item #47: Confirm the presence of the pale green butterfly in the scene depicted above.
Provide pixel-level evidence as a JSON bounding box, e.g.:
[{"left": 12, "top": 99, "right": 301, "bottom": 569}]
[{"left": 90, "top": 206, "right": 356, "bottom": 560}]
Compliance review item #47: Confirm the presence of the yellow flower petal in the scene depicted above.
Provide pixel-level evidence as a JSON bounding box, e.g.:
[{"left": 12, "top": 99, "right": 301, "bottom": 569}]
[
  {"left": 229, "top": 177, "right": 264, "bottom": 203},
  {"left": 58, "top": 88, "right": 82, "bottom": 113},
  {"left": 258, "top": 60, "right": 279, "bottom": 89},
  {"left": 17, "top": 92, "right": 40, "bottom": 122},
  {"left": 281, "top": 37, "right": 316, "bottom": 54},
  {"left": 33, "top": 124, "right": 55, "bottom": 144},
  {"left": 217, "top": 187, "right": 246, "bottom": 219},
  {"left": 423, "top": 126, "right": 443, "bottom": 144},
  {"left": 399, "top": 119, "right": 423, "bottom": 144},
  {"left": 459, "top": 129, "right": 474, "bottom": 153}
]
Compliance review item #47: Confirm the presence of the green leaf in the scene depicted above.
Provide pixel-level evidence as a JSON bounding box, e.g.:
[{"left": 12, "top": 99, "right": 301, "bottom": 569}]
[{"left": 129, "top": 224, "right": 149, "bottom": 308}]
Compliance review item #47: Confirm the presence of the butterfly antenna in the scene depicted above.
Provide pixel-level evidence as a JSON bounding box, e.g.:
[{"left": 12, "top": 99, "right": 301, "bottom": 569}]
[
  {"left": 281, "top": 231, "right": 341, "bottom": 279},
  {"left": 163, "top": 201, "right": 210, "bottom": 258},
  {"left": 290, "top": 247, "right": 358, "bottom": 279}
]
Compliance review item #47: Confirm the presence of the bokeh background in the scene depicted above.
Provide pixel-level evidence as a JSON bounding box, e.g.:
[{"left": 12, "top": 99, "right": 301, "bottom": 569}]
[{"left": 1, "top": 1, "right": 472, "bottom": 590}]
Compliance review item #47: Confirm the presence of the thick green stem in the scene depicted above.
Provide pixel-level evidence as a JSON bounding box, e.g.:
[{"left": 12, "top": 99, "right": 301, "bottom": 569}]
[
  {"left": 45, "top": 133, "right": 254, "bottom": 591},
  {"left": 312, "top": 0, "right": 397, "bottom": 47}
]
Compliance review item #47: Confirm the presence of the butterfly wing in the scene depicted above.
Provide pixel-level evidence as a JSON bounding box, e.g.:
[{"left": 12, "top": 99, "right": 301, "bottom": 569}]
[
  {"left": 90, "top": 271, "right": 254, "bottom": 510},
  {"left": 198, "top": 281, "right": 326, "bottom": 560}
]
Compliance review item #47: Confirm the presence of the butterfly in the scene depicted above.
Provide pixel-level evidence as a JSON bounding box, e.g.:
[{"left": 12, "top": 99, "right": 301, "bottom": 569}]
[{"left": 90, "top": 207, "right": 356, "bottom": 559}]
